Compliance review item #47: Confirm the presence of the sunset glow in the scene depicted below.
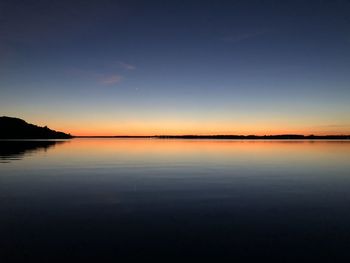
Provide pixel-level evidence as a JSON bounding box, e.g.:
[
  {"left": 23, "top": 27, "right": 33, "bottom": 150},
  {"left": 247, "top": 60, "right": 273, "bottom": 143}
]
[{"left": 1, "top": 1, "right": 349, "bottom": 135}]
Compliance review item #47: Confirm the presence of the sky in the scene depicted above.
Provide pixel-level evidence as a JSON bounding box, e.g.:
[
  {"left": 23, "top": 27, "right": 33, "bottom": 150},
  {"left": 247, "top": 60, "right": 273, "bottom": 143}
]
[{"left": 0, "top": 0, "right": 350, "bottom": 136}]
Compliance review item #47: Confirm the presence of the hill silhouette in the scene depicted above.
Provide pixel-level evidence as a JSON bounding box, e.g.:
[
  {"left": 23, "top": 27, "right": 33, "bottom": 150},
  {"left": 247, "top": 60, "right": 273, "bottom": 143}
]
[{"left": 0, "top": 116, "right": 72, "bottom": 139}]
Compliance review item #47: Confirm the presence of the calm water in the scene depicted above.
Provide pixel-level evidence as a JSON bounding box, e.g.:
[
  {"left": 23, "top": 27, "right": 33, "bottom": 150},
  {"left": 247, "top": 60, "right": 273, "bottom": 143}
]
[{"left": 1, "top": 139, "right": 350, "bottom": 261}]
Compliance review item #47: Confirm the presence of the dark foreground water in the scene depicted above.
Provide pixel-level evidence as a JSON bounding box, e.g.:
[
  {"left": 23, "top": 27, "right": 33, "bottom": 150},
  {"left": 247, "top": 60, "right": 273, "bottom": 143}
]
[{"left": 1, "top": 139, "right": 350, "bottom": 261}]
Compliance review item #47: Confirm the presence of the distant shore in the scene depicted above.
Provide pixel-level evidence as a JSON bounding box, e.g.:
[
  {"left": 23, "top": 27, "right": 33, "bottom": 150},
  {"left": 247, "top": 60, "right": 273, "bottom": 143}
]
[{"left": 74, "top": 135, "right": 350, "bottom": 140}]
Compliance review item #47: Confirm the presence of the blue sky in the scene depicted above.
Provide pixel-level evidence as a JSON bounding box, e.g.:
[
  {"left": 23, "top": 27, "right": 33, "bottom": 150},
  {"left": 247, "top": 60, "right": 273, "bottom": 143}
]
[{"left": 1, "top": 0, "right": 350, "bottom": 135}]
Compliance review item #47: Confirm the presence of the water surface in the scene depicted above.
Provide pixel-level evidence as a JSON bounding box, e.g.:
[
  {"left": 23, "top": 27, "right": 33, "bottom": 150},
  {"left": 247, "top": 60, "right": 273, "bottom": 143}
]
[{"left": 1, "top": 139, "right": 350, "bottom": 261}]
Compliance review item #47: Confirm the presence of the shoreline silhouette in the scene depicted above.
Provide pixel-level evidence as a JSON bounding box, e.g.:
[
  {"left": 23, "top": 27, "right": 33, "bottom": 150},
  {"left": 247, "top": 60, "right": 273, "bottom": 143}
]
[
  {"left": 1, "top": 116, "right": 349, "bottom": 140},
  {"left": 0, "top": 116, "right": 72, "bottom": 139},
  {"left": 75, "top": 135, "right": 350, "bottom": 140}
]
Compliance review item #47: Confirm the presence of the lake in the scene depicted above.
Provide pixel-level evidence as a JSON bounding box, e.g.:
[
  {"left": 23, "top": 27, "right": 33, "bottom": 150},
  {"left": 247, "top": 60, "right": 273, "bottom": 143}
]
[{"left": 1, "top": 139, "right": 350, "bottom": 261}]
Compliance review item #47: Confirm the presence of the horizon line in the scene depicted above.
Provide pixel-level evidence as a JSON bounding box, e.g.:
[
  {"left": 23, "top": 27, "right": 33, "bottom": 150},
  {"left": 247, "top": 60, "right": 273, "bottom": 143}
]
[{"left": 72, "top": 134, "right": 350, "bottom": 139}]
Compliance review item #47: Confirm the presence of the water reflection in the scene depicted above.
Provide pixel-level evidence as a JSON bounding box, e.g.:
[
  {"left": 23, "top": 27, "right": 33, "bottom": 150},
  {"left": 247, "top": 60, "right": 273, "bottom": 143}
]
[
  {"left": 1, "top": 139, "right": 350, "bottom": 261},
  {"left": 0, "top": 140, "right": 67, "bottom": 163}
]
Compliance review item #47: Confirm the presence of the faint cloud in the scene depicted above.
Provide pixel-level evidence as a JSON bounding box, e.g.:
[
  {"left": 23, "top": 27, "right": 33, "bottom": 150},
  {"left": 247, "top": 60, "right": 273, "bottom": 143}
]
[
  {"left": 66, "top": 60, "right": 136, "bottom": 86},
  {"left": 100, "top": 74, "right": 122, "bottom": 85},
  {"left": 223, "top": 29, "right": 272, "bottom": 43},
  {"left": 118, "top": 61, "right": 136, "bottom": 70},
  {"left": 66, "top": 68, "right": 122, "bottom": 86}
]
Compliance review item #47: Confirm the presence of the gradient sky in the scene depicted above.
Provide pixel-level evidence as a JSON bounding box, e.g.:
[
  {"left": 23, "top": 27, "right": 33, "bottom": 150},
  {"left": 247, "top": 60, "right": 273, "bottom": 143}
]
[{"left": 1, "top": 0, "right": 350, "bottom": 135}]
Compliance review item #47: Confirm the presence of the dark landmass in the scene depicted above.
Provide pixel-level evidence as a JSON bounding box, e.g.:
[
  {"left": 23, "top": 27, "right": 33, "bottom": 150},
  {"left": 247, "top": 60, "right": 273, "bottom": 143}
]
[
  {"left": 0, "top": 140, "right": 66, "bottom": 163},
  {"left": 0, "top": 116, "right": 72, "bottom": 139},
  {"left": 154, "top": 135, "right": 350, "bottom": 140},
  {"left": 76, "top": 134, "right": 350, "bottom": 140}
]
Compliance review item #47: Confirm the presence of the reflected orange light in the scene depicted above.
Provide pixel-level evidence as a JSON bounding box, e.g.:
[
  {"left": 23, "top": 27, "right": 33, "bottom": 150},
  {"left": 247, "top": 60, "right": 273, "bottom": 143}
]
[{"left": 54, "top": 138, "right": 350, "bottom": 157}]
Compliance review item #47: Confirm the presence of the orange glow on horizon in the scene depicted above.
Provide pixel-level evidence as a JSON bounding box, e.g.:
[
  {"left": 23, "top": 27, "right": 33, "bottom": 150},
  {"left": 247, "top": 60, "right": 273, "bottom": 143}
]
[
  {"left": 61, "top": 126, "right": 350, "bottom": 137},
  {"left": 26, "top": 116, "right": 350, "bottom": 137}
]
